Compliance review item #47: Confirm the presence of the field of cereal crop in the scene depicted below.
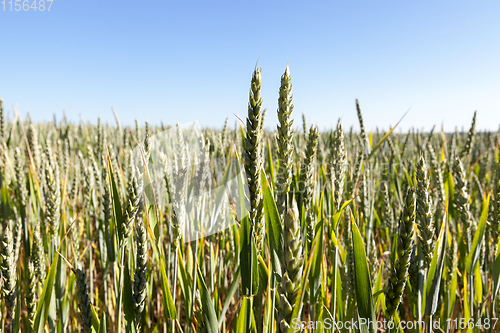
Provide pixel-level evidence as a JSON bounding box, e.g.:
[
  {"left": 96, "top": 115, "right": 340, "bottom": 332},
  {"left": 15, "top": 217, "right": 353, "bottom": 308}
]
[{"left": 0, "top": 66, "right": 498, "bottom": 333}]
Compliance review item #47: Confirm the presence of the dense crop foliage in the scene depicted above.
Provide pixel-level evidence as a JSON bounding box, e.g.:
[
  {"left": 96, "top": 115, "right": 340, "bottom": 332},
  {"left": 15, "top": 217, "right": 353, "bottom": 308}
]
[{"left": 0, "top": 68, "right": 499, "bottom": 333}]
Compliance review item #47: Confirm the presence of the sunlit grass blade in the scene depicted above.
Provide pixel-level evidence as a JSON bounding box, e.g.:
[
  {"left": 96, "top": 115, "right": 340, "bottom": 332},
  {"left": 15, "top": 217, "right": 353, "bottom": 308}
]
[
  {"left": 367, "top": 108, "right": 410, "bottom": 161},
  {"left": 466, "top": 192, "right": 490, "bottom": 274},
  {"left": 98, "top": 311, "right": 107, "bottom": 333},
  {"left": 351, "top": 216, "right": 376, "bottom": 333},
  {"left": 90, "top": 303, "right": 101, "bottom": 333},
  {"left": 32, "top": 253, "right": 60, "bottom": 333},
  {"left": 262, "top": 169, "right": 283, "bottom": 278},
  {"left": 197, "top": 266, "right": 220, "bottom": 333},
  {"left": 240, "top": 215, "right": 259, "bottom": 297},
  {"left": 144, "top": 206, "right": 177, "bottom": 321},
  {"left": 492, "top": 235, "right": 500, "bottom": 301},
  {"left": 218, "top": 267, "right": 240, "bottom": 329},
  {"left": 425, "top": 215, "right": 447, "bottom": 317}
]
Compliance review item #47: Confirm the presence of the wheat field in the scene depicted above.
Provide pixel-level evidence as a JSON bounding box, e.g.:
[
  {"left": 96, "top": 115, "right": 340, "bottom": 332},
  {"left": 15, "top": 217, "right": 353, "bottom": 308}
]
[{"left": 0, "top": 66, "right": 498, "bottom": 333}]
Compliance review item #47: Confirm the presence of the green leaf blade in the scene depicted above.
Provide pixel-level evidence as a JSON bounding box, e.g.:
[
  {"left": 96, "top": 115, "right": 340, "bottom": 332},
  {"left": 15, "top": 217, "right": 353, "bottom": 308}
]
[{"left": 351, "top": 218, "right": 376, "bottom": 333}]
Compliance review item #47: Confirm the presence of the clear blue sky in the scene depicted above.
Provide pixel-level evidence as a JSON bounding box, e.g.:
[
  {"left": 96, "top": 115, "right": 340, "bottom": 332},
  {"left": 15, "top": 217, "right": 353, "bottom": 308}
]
[{"left": 0, "top": 0, "right": 499, "bottom": 132}]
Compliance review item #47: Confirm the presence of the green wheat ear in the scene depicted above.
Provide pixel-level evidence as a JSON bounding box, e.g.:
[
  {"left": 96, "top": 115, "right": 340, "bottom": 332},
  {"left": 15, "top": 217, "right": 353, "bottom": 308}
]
[
  {"left": 122, "top": 176, "right": 140, "bottom": 244},
  {"left": 26, "top": 259, "right": 37, "bottom": 330},
  {"left": 355, "top": 99, "right": 370, "bottom": 156},
  {"left": 1, "top": 225, "right": 17, "bottom": 329},
  {"left": 329, "top": 121, "right": 347, "bottom": 210},
  {"left": 426, "top": 140, "right": 446, "bottom": 217},
  {"left": 302, "top": 112, "right": 307, "bottom": 136},
  {"left": 133, "top": 217, "right": 148, "bottom": 332},
  {"left": 276, "top": 65, "right": 294, "bottom": 218},
  {"left": 14, "top": 147, "right": 28, "bottom": 207},
  {"left": 278, "top": 199, "right": 303, "bottom": 333},
  {"left": 32, "top": 220, "right": 46, "bottom": 281},
  {"left": 0, "top": 98, "right": 4, "bottom": 142},
  {"left": 445, "top": 239, "right": 458, "bottom": 294},
  {"left": 12, "top": 212, "right": 22, "bottom": 265},
  {"left": 44, "top": 158, "right": 61, "bottom": 238},
  {"left": 385, "top": 187, "right": 416, "bottom": 318},
  {"left": 460, "top": 110, "right": 476, "bottom": 158},
  {"left": 244, "top": 66, "right": 264, "bottom": 252},
  {"left": 75, "top": 267, "right": 93, "bottom": 333},
  {"left": 416, "top": 155, "right": 435, "bottom": 269},
  {"left": 300, "top": 125, "right": 319, "bottom": 250},
  {"left": 382, "top": 176, "right": 395, "bottom": 235},
  {"left": 452, "top": 155, "right": 474, "bottom": 249},
  {"left": 167, "top": 123, "right": 188, "bottom": 246},
  {"left": 342, "top": 208, "right": 355, "bottom": 305}
]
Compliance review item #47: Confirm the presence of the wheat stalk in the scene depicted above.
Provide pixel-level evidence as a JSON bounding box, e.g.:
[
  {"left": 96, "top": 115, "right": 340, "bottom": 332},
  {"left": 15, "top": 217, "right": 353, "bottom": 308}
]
[
  {"left": 1, "top": 225, "right": 17, "bottom": 332},
  {"left": 385, "top": 187, "right": 416, "bottom": 318}
]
